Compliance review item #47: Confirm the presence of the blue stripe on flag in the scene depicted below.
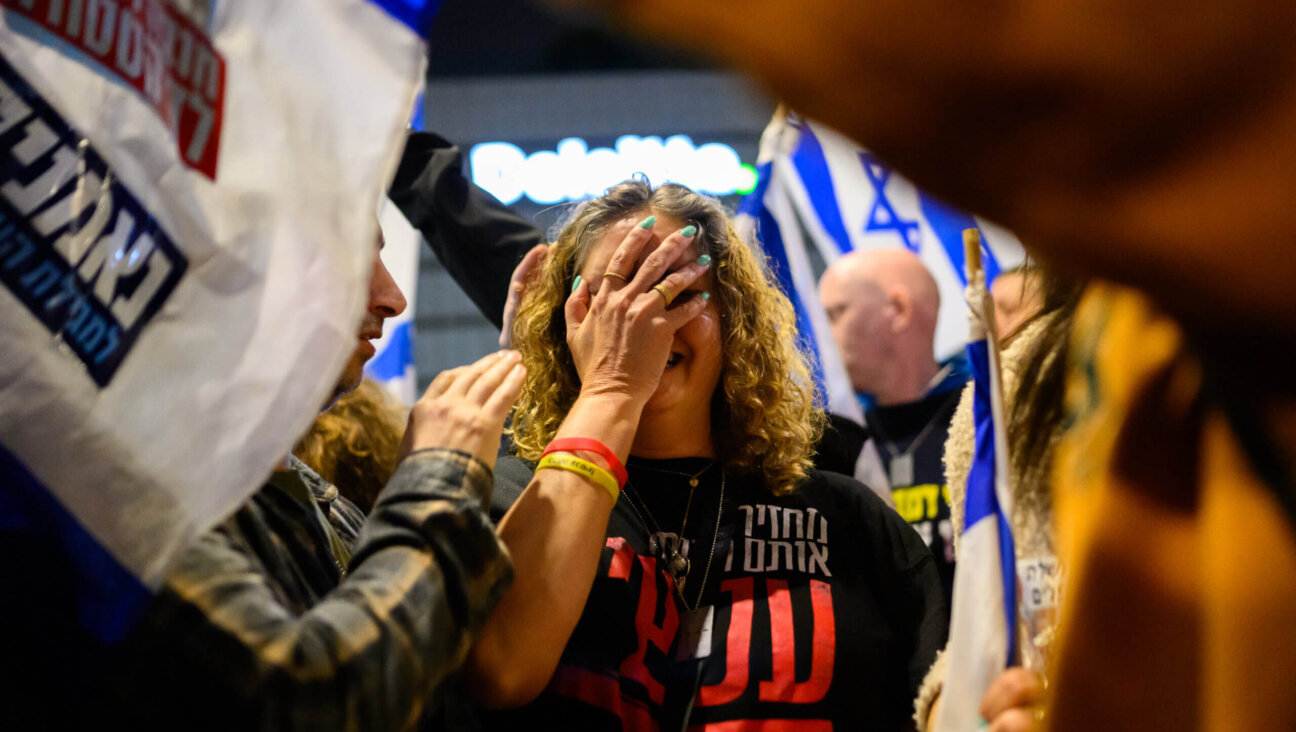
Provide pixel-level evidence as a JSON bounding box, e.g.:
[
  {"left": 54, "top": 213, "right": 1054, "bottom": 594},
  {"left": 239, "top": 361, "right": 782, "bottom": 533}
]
[
  {"left": 789, "top": 123, "right": 853, "bottom": 255},
  {"left": 0, "top": 442, "right": 151, "bottom": 644},
  {"left": 919, "top": 193, "right": 1002, "bottom": 286},
  {"left": 366, "top": 320, "right": 414, "bottom": 381},
  {"left": 741, "top": 162, "right": 830, "bottom": 399},
  {"left": 410, "top": 92, "right": 426, "bottom": 132},
  {"left": 368, "top": 0, "right": 442, "bottom": 36},
  {"left": 736, "top": 159, "right": 772, "bottom": 219},
  {"left": 964, "top": 338, "right": 1018, "bottom": 664}
]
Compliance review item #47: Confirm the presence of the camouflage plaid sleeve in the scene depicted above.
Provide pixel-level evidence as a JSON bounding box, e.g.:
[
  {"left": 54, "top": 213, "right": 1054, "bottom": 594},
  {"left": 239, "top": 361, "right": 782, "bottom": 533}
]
[{"left": 108, "top": 448, "right": 513, "bottom": 731}]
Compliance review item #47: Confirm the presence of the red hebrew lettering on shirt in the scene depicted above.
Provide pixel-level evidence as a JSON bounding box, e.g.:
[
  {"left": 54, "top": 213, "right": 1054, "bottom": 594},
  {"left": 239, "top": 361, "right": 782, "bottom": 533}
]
[
  {"left": 758, "top": 579, "right": 835, "bottom": 703},
  {"left": 697, "top": 577, "right": 755, "bottom": 706},
  {"left": 549, "top": 666, "right": 654, "bottom": 730},
  {"left": 552, "top": 537, "right": 677, "bottom": 725},
  {"left": 694, "top": 720, "right": 833, "bottom": 732},
  {"left": 619, "top": 552, "right": 680, "bottom": 705},
  {"left": 607, "top": 536, "right": 634, "bottom": 580}
]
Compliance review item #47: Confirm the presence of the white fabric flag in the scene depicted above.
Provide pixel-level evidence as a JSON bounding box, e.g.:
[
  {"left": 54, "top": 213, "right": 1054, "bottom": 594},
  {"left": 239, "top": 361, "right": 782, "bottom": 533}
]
[
  {"left": 736, "top": 110, "right": 1024, "bottom": 496},
  {"left": 0, "top": 0, "right": 432, "bottom": 642},
  {"left": 737, "top": 111, "right": 1025, "bottom": 418},
  {"left": 933, "top": 243, "right": 1019, "bottom": 732}
]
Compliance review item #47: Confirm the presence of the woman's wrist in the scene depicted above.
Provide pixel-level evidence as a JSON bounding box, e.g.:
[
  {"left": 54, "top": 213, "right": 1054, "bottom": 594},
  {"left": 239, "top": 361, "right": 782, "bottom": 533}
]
[
  {"left": 572, "top": 386, "right": 642, "bottom": 414},
  {"left": 575, "top": 377, "right": 652, "bottom": 406},
  {"left": 557, "top": 391, "right": 644, "bottom": 464}
]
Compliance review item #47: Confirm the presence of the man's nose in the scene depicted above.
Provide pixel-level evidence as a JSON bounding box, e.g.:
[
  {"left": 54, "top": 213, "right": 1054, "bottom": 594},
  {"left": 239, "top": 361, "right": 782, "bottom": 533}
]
[{"left": 370, "top": 258, "right": 407, "bottom": 319}]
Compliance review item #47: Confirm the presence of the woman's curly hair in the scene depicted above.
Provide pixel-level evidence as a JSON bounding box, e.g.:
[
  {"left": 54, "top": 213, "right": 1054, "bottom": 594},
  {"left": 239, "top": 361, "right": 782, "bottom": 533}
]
[{"left": 509, "top": 179, "right": 824, "bottom": 494}]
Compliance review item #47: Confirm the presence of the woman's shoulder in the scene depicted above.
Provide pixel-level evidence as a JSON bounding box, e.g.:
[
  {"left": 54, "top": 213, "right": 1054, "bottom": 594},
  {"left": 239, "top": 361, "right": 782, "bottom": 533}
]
[
  {"left": 490, "top": 455, "right": 537, "bottom": 520},
  {"left": 793, "top": 469, "right": 893, "bottom": 512},
  {"left": 757, "top": 469, "right": 901, "bottom": 529},
  {"left": 791, "top": 470, "right": 935, "bottom": 564}
]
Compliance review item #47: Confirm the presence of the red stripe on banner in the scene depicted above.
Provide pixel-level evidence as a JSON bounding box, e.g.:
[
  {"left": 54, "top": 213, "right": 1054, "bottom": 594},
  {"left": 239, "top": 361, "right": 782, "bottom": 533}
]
[
  {"left": 691, "top": 718, "right": 832, "bottom": 731},
  {"left": 3, "top": 0, "right": 226, "bottom": 178},
  {"left": 550, "top": 665, "right": 657, "bottom": 731}
]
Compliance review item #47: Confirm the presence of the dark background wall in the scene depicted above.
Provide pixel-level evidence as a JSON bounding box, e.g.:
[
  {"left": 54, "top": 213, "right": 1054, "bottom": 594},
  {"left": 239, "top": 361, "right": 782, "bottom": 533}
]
[{"left": 425, "top": 0, "right": 710, "bottom": 78}]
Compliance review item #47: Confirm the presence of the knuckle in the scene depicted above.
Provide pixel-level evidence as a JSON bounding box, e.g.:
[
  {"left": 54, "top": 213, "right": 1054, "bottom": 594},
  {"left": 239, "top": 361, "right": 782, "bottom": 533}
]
[
  {"left": 417, "top": 400, "right": 446, "bottom": 422},
  {"left": 1004, "top": 670, "right": 1035, "bottom": 699}
]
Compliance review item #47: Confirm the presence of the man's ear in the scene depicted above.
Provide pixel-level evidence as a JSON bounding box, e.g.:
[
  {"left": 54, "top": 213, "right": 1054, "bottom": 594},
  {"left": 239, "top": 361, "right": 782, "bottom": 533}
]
[{"left": 888, "top": 286, "right": 912, "bottom": 333}]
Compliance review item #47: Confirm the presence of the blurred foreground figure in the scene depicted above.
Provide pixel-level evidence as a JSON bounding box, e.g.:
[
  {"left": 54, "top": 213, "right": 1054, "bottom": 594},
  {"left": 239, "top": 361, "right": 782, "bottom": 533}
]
[{"left": 552, "top": 2, "right": 1296, "bottom": 729}]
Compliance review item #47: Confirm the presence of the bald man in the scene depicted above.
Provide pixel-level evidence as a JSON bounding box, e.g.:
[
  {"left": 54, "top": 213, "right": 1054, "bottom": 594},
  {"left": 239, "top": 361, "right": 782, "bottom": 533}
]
[{"left": 819, "top": 248, "right": 966, "bottom": 606}]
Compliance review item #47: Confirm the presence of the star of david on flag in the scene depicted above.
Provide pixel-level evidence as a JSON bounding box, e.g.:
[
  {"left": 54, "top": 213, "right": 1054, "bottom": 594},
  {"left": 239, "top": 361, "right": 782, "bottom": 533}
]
[{"left": 736, "top": 109, "right": 1025, "bottom": 425}]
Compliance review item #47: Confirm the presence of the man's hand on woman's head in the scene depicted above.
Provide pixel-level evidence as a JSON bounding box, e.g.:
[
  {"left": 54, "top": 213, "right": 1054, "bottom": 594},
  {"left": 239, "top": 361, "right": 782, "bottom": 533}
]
[{"left": 499, "top": 243, "right": 549, "bottom": 350}]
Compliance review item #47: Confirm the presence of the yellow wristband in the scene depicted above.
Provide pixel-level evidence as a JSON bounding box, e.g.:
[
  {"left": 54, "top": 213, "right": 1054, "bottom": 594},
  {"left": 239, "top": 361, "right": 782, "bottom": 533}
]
[{"left": 536, "top": 453, "right": 620, "bottom": 500}]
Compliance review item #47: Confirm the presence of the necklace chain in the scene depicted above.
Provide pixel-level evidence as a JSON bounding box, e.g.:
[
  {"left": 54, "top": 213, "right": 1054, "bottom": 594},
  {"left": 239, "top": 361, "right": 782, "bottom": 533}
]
[
  {"left": 871, "top": 388, "right": 961, "bottom": 461},
  {"left": 621, "top": 471, "right": 725, "bottom": 611},
  {"left": 690, "top": 474, "right": 723, "bottom": 612},
  {"left": 627, "top": 460, "right": 714, "bottom": 487}
]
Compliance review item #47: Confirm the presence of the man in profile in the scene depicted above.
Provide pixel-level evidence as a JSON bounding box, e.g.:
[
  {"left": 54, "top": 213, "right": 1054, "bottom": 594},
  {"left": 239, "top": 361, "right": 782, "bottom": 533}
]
[
  {"left": 12, "top": 227, "right": 523, "bottom": 730},
  {"left": 819, "top": 248, "right": 966, "bottom": 604}
]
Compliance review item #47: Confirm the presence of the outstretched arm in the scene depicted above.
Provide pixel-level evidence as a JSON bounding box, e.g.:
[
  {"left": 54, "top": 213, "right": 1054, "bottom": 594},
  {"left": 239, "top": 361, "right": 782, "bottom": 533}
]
[
  {"left": 110, "top": 353, "right": 526, "bottom": 731},
  {"left": 388, "top": 132, "right": 544, "bottom": 330}
]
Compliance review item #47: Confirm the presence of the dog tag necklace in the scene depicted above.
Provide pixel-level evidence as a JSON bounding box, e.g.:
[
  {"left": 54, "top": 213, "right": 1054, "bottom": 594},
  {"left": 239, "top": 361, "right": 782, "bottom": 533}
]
[{"left": 621, "top": 461, "right": 715, "bottom": 591}]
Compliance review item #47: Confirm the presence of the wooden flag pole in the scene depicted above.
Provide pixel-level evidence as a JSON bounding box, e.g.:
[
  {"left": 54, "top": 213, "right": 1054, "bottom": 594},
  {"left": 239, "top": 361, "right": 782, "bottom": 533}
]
[
  {"left": 962, "top": 228, "right": 1000, "bottom": 345},
  {"left": 963, "top": 227, "right": 982, "bottom": 279},
  {"left": 962, "top": 227, "right": 1019, "bottom": 665}
]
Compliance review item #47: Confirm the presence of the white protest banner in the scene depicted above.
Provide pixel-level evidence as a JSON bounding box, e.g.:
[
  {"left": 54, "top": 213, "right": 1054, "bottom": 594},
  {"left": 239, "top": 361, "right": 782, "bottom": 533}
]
[{"left": 0, "top": 0, "right": 435, "bottom": 641}]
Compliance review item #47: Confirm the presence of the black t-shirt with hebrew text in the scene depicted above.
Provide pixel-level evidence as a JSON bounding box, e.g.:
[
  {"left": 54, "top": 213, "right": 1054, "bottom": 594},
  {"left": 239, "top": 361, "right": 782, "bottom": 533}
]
[{"left": 481, "top": 456, "right": 947, "bottom": 731}]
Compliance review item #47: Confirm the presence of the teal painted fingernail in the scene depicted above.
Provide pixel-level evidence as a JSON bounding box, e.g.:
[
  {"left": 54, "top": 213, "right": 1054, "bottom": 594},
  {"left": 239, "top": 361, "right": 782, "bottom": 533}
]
[
  {"left": 977, "top": 718, "right": 989, "bottom": 729},
  {"left": 696, "top": 254, "right": 712, "bottom": 266},
  {"left": 638, "top": 215, "right": 656, "bottom": 229},
  {"left": 681, "top": 225, "right": 697, "bottom": 238},
  {"left": 701, "top": 291, "right": 711, "bottom": 302},
  {"left": 571, "top": 275, "right": 582, "bottom": 292}
]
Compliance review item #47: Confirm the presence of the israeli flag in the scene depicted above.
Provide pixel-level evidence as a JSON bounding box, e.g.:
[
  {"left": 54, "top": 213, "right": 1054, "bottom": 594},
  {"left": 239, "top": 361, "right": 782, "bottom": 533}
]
[
  {"left": 932, "top": 233, "right": 1018, "bottom": 732},
  {"left": 367, "top": 200, "right": 423, "bottom": 405},
  {"left": 0, "top": 0, "right": 438, "bottom": 644},
  {"left": 736, "top": 111, "right": 1025, "bottom": 423}
]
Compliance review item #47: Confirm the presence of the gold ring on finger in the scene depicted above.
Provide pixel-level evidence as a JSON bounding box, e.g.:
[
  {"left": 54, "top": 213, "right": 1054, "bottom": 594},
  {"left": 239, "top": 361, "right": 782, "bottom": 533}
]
[
  {"left": 652, "top": 283, "right": 675, "bottom": 306},
  {"left": 603, "top": 270, "right": 630, "bottom": 283}
]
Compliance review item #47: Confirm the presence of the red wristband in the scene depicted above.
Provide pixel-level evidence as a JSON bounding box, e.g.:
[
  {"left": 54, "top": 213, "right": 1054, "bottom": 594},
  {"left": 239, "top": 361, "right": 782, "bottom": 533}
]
[{"left": 543, "top": 437, "right": 628, "bottom": 487}]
